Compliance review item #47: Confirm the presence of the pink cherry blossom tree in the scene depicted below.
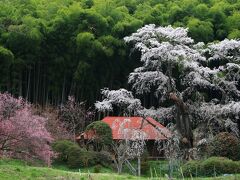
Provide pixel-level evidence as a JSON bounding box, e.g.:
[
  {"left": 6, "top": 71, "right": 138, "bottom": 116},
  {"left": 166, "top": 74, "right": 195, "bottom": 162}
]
[
  {"left": 58, "top": 96, "right": 94, "bottom": 142},
  {"left": 0, "top": 93, "right": 53, "bottom": 165}
]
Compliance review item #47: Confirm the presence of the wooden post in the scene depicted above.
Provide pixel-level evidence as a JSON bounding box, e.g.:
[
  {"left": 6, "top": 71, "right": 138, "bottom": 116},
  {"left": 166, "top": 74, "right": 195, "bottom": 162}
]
[{"left": 138, "top": 156, "right": 141, "bottom": 176}]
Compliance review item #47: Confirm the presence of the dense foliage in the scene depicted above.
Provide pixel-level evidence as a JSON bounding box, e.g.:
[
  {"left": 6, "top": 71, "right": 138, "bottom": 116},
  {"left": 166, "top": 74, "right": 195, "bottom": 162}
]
[
  {"left": 209, "top": 132, "right": 240, "bottom": 160},
  {"left": 52, "top": 140, "right": 76, "bottom": 163},
  {"left": 85, "top": 121, "right": 113, "bottom": 150},
  {"left": 52, "top": 140, "right": 112, "bottom": 168},
  {"left": 182, "top": 157, "right": 240, "bottom": 177},
  {"left": 0, "top": 0, "right": 239, "bottom": 106}
]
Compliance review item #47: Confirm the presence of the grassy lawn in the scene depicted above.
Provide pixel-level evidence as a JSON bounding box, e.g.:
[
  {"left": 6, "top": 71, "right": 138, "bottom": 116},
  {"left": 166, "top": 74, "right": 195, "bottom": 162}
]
[
  {"left": 0, "top": 159, "right": 240, "bottom": 180},
  {"left": 0, "top": 159, "right": 145, "bottom": 180},
  {"left": 0, "top": 164, "right": 143, "bottom": 180}
]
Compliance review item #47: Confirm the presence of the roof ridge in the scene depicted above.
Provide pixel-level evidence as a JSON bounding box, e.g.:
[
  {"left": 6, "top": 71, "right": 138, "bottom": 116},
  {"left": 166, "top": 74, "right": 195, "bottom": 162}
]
[{"left": 141, "top": 117, "right": 169, "bottom": 139}]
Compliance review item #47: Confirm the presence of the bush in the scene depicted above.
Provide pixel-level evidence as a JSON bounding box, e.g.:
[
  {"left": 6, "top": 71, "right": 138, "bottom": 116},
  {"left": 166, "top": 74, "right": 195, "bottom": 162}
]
[
  {"left": 67, "top": 146, "right": 100, "bottom": 168},
  {"left": 209, "top": 132, "right": 240, "bottom": 160},
  {"left": 79, "top": 150, "right": 97, "bottom": 167},
  {"left": 94, "top": 151, "right": 112, "bottom": 167},
  {"left": 182, "top": 160, "right": 201, "bottom": 177},
  {"left": 66, "top": 144, "right": 84, "bottom": 168},
  {"left": 52, "top": 140, "right": 113, "bottom": 169},
  {"left": 93, "top": 164, "right": 102, "bottom": 173},
  {"left": 52, "top": 140, "right": 75, "bottom": 163},
  {"left": 52, "top": 140, "right": 96, "bottom": 168},
  {"left": 201, "top": 157, "right": 240, "bottom": 176},
  {"left": 182, "top": 157, "right": 240, "bottom": 177}
]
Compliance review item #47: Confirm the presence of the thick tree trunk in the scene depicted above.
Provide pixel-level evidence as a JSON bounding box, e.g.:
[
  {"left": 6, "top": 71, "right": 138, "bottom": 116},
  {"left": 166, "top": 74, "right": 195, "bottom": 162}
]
[
  {"left": 169, "top": 92, "right": 193, "bottom": 148},
  {"left": 113, "top": 157, "right": 123, "bottom": 174},
  {"left": 118, "top": 162, "right": 123, "bottom": 174}
]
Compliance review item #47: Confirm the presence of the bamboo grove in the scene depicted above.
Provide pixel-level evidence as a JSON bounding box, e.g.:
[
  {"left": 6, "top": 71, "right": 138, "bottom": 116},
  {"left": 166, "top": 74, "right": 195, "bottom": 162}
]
[{"left": 0, "top": 0, "right": 239, "bottom": 106}]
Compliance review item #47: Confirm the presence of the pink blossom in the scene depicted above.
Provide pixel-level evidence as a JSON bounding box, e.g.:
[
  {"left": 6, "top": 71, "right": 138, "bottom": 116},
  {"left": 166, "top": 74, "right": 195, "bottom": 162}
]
[{"left": 0, "top": 93, "right": 54, "bottom": 165}]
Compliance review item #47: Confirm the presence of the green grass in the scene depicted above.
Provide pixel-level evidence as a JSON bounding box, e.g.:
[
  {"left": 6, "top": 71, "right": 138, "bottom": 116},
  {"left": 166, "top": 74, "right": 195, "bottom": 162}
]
[
  {"left": 0, "top": 165, "right": 148, "bottom": 180},
  {"left": 0, "top": 158, "right": 145, "bottom": 180},
  {"left": 52, "top": 162, "right": 114, "bottom": 173},
  {"left": 0, "top": 159, "right": 240, "bottom": 180}
]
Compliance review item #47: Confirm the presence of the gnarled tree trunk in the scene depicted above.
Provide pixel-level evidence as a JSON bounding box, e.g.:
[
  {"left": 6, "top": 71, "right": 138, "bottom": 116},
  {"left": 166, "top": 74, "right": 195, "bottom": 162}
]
[{"left": 169, "top": 92, "right": 193, "bottom": 150}]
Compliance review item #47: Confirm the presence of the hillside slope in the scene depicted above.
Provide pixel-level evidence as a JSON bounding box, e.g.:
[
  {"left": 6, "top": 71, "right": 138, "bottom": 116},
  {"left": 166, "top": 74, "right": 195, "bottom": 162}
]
[
  {"left": 0, "top": 159, "right": 240, "bottom": 180},
  {"left": 0, "top": 162, "right": 143, "bottom": 180}
]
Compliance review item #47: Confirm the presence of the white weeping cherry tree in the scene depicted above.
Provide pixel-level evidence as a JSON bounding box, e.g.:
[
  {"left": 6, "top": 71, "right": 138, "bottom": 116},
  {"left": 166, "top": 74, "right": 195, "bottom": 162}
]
[
  {"left": 111, "top": 118, "right": 146, "bottom": 175},
  {"left": 95, "top": 24, "right": 240, "bottom": 165},
  {"left": 95, "top": 88, "right": 142, "bottom": 117}
]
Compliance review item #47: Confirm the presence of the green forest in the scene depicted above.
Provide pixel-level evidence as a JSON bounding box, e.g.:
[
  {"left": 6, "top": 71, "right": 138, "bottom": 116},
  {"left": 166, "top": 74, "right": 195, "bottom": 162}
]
[{"left": 0, "top": 0, "right": 239, "bottom": 106}]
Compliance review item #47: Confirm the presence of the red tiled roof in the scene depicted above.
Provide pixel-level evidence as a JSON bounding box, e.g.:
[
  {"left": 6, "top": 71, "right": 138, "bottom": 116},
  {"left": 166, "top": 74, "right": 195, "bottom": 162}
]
[{"left": 102, "top": 116, "right": 171, "bottom": 140}]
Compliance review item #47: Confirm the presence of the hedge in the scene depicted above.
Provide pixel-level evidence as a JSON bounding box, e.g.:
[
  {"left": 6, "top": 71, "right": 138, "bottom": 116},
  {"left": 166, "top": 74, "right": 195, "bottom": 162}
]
[{"left": 182, "top": 157, "right": 240, "bottom": 177}]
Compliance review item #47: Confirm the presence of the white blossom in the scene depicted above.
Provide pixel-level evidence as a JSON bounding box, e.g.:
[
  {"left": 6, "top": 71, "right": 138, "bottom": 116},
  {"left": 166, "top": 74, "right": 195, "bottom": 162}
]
[
  {"left": 225, "top": 119, "right": 239, "bottom": 137},
  {"left": 95, "top": 88, "right": 142, "bottom": 114},
  {"left": 97, "top": 25, "right": 240, "bottom": 151},
  {"left": 95, "top": 100, "right": 113, "bottom": 112},
  {"left": 196, "top": 138, "right": 208, "bottom": 146},
  {"left": 128, "top": 71, "right": 169, "bottom": 95},
  {"left": 137, "top": 107, "right": 174, "bottom": 122},
  {"left": 208, "top": 39, "right": 240, "bottom": 63}
]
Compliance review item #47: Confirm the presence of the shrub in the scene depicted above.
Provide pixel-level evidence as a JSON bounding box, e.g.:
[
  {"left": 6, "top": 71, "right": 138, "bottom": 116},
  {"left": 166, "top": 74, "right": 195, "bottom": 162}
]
[
  {"left": 209, "top": 132, "right": 240, "bottom": 160},
  {"left": 201, "top": 157, "right": 239, "bottom": 176},
  {"left": 182, "top": 157, "right": 240, "bottom": 177},
  {"left": 79, "top": 150, "right": 97, "bottom": 167},
  {"left": 67, "top": 146, "right": 99, "bottom": 168},
  {"left": 182, "top": 160, "right": 202, "bottom": 177},
  {"left": 66, "top": 150, "right": 113, "bottom": 168},
  {"left": 52, "top": 140, "right": 89, "bottom": 168},
  {"left": 66, "top": 144, "right": 84, "bottom": 168},
  {"left": 93, "top": 164, "right": 102, "bottom": 173},
  {"left": 52, "top": 140, "right": 113, "bottom": 169},
  {"left": 94, "top": 151, "right": 112, "bottom": 167},
  {"left": 52, "top": 140, "right": 75, "bottom": 163}
]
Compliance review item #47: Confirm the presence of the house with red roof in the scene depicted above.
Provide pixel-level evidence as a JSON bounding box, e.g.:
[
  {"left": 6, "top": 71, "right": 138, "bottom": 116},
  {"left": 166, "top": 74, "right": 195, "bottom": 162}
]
[{"left": 77, "top": 116, "right": 171, "bottom": 157}]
